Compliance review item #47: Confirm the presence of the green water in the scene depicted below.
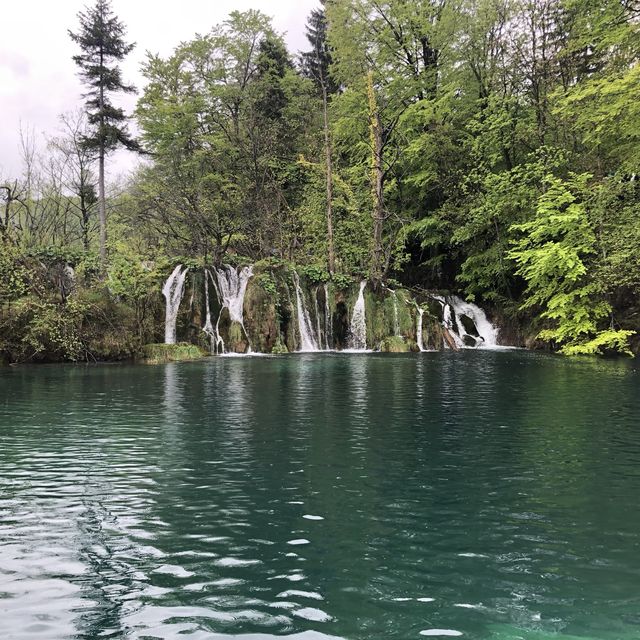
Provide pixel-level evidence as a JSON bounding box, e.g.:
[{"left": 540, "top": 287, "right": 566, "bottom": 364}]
[{"left": 1, "top": 351, "right": 640, "bottom": 640}]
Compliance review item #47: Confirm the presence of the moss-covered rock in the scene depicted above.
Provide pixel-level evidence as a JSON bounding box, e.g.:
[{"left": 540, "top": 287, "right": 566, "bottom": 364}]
[
  {"left": 243, "top": 273, "right": 280, "bottom": 353},
  {"left": 380, "top": 336, "right": 418, "bottom": 352},
  {"left": 228, "top": 320, "right": 250, "bottom": 353},
  {"left": 420, "top": 311, "right": 446, "bottom": 350},
  {"left": 140, "top": 342, "right": 207, "bottom": 364}
]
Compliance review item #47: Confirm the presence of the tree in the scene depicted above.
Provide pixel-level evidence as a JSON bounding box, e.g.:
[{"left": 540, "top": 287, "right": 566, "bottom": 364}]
[
  {"left": 49, "top": 111, "right": 98, "bottom": 252},
  {"left": 135, "top": 10, "right": 276, "bottom": 264},
  {"left": 327, "top": 0, "right": 460, "bottom": 282},
  {"left": 509, "top": 174, "right": 634, "bottom": 354},
  {"left": 302, "top": 1, "right": 337, "bottom": 273},
  {"left": 69, "top": 0, "right": 138, "bottom": 270}
]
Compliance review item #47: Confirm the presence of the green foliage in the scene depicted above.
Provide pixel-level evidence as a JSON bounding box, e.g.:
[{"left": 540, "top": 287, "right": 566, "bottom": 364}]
[
  {"left": 380, "top": 336, "right": 415, "bottom": 353},
  {"left": 0, "top": 243, "right": 33, "bottom": 302},
  {"left": 1, "top": 296, "right": 86, "bottom": 362},
  {"left": 271, "top": 337, "right": 289, "bottom": 354},
  {"left": 28, "top": 245, "right": 85, "bottom": 267},
  {"left": 255, "top": 272, "right": 278, "bottom": 298},
  {"left": 3, "top": 0, "right": 640, "bottom": 359},
  {"left": 140, "top": 343, "right": 206, "bottom": 364},
  {"left": 509, "top": 175, "right": 634, "bottom": 355},
  {"left": 299, "top": 264, "right": 329, "bottom": 284},
  {"left": 254, "top": 257, "right": 290, "bottom": 270},
  {"left": 330, "top": 273, "right": 353, "bottom": 291},
  {"left": 69, "top": 0, "right": 138, "bottom": 153},
  {"left": 107, "top": 253, "right": 159, "bottom": 302}
]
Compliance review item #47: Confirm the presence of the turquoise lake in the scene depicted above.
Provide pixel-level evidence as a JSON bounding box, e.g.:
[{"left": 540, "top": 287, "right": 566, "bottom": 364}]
[{"left": 1, "top": 351, "right": 639, "bottom": 639}]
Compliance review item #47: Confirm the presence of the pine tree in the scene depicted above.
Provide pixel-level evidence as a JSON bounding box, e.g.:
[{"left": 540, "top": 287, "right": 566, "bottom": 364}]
[
  {"left": 69, "top": 0, "right": 138, "bottom": 269},
  {"left": 302, "top": 2, "right": 337, "bottom": 273},
  {"left": 255, "top": 35, "right": 292, "bottom": 121}
]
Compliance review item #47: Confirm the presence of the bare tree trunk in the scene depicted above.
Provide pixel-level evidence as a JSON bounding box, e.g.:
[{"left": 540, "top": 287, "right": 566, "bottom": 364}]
[
  {"left": 98, "top": 43, "right": 107, "bottom": 273},
  {"left": 367, "top": 71, "right": 384, "bottom": 283},
  {"left": 98, "top": 143, "right": 106, "bottom": 269},
  {"left": 81, "top": 198, "right": 90, "bottom": 252},
  {"left": 322, "top": 85, "right": 336, "bottom": 275}
]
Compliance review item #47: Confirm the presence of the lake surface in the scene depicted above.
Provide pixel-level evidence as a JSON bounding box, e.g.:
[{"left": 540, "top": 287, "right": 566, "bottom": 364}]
[{"left": 1, "top": 351, "right": 640, "bottom": 640}]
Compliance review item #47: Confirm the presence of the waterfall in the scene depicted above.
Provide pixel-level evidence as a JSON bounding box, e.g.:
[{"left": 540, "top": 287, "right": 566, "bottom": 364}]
[
  {"left": 202, "top": 270, "right": 215, "bottom": 350},
  {"left": 214, "top": 265, "right": 253, "bottom": 325},
  {"left": 202, "top": 270, "right": 224, "bottom": 354},
  {"left": 293, "top": 272, "right": 320, "bottom": 352},
  {"left": 213, "top": 264, "right": 254, "bottom": 352},
  {"left": 443, "top": 302, "right": 465, "bottom": 349},
  {"left": 431, "top": 294, "right": 499, "bottom": 349},
  {"left": 348, "top": 281, "right": 367, "bottom": 350},
  {"left": 416, "top": 306, "right": 425, "bottom": 352},
  {"left": 314, "top": 288, "right": 323, "bottom": 350},
  {"left": 162, "top": 264, "right": 189, "bottom": 344},
  {"left": 324, "top": 283, "right": 332, "bottom": 350},
  {"left": 449, "top": 295, "right": 499, "bottom": 347}
]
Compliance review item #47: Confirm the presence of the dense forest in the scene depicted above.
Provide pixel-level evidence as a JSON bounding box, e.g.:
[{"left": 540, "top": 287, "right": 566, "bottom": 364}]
[{"left": 1, "top": 0, "right": 639, "bottom": 362}]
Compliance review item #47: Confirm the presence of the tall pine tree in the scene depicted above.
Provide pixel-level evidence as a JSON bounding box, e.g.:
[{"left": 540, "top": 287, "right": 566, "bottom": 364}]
[
  {"left": 69, "top": 0, "right": 138, "bottom": 268},
  {"left": 302, "top": 2, "right": 337, "bottom": 273}
]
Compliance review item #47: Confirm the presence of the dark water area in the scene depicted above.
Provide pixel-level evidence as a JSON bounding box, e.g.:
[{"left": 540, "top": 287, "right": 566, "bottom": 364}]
[{"left": 1, "top": 351, "right": 640, "bottom": 639}]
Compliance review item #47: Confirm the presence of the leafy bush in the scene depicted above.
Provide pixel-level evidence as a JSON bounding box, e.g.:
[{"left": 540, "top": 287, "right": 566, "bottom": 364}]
[
  {"left": 331, "top": 273, "right": 353, "bottom": 290},
  {"left": 255, "top": 272, "right": 278, "bottom": 297},
  {"left": 0, "top": 242, "right": 33, "bottom": 302},
  {"left": 509, "top": 175, "right": 634, "bottom": 355},
  {"left": 299, "top": 264, "right": 329, "bottom": 284},
  {"left": 0, "top": 296, "right": 86, "bottom": 362}
]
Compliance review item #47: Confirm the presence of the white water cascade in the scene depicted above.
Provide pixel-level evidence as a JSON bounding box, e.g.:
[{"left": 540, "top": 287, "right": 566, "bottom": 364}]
[
  {"left": 449, "top": 295, "right": 499, "bottom": 347},
  {"left": 202, "top": 270, "right": 224, "bottom": 353},
  {"left": 294, "top": 272, "right": 320, "bottom": 352},
  {"left": 443, "top": 301, "right": 465, "bottom": 349},
  {"left": 213, "top": 265, "right": 254, "bottom": 352},
  {"left": 162, "top": 265, "right": 189, "bottom": 344},
  {"left": 324, "top": 283, "right": 332, "bottom": 350},
  {"left": 432, "top": 294, "right": 500, "bottom": 349},
  {"left": 416, "top": 305, "right": 426, "bottom": 352},
  {"left": 348, "top": 281, "right": 367, "bottom": 350}
]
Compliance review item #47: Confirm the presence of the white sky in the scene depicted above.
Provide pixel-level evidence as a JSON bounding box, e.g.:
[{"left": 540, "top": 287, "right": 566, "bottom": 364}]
[{"left": 0, "top": 0, "right": 319, "bottom": 180}]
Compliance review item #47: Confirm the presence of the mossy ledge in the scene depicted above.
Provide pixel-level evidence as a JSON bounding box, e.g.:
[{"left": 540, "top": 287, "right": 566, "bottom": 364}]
[{"left": 139, "top": 343, "right": 208, "bottom": 365}]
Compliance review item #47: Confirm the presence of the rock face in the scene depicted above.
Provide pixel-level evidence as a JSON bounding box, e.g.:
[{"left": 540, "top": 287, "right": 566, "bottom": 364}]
[{"left": 162, "top": 262, "right": 509, "bottom": 354}]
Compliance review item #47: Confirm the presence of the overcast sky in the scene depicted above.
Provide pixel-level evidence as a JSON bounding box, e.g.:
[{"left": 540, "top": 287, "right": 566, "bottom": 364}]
[{"left": 0, "top": 0, "right": 319, "bottom": 180}]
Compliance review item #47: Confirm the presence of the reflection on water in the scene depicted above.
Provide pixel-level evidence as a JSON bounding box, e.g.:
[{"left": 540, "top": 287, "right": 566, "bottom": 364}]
[{"left": 1, "top": 352, "right": 640, "bottom": 639}]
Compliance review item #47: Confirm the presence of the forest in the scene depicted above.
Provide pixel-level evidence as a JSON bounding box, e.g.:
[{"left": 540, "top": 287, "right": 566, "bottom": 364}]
[{"left": 1, "top": 0, "right": 639, "bottom": 362}]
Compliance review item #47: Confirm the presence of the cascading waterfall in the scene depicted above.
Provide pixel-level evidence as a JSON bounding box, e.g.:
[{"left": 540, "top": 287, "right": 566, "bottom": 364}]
[
  {"left": 443, "top": 302, "right": 465, "bottom": 349},
  {"left": 449, "top": 295, "right": 499, "bottom": 347},
  {"left": 431, "top": 294, "right": 500, "bottom": 349},
  {"left": 162, "top": 264, "right": 189, "bottom": 344},
  {"left": 324, "top": 283, "right": 332, "bottom": 350},
  {"left": 348, "top": 281, "right": 367, "bottom": 350},
  {"left": 202, "top": 270, "right": 214, "bottom": 348},
  {"left": 207, "top": 271, "right": 225, "bottom": 354},
  {"left": 416, "top": 305, "right": 426, "bottom": 352},
  {"left": 293, "top": 272, "right": 320, "bottom": 352},
  {"left": 213, "top": 265, "right": 254, "bottom": 352},
  {"left": 202, "top": 270, "right": 224, "bottom": 354},
  {"left": 162, "top": 263, "right": 503, "bottom": 355}
]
